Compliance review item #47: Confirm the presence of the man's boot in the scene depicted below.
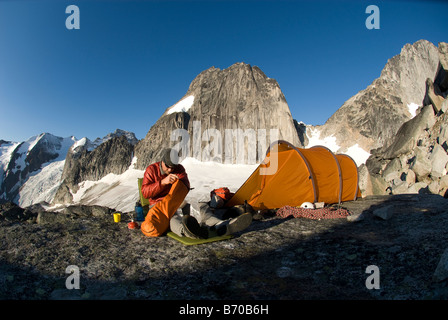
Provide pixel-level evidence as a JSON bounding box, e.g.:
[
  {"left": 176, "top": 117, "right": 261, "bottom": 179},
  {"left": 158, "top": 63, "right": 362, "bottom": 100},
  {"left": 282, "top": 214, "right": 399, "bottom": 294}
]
[{"left": 181, "top": 215, "right": 208, "bottom": 239}]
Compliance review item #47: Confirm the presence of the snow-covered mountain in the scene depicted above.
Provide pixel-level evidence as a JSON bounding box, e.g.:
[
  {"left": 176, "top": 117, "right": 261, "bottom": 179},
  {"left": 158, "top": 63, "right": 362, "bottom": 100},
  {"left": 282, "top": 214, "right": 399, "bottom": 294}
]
[
  {"left": 3, "top": 40, "right": 446, "bottom": 212},
  {"left": 0, "top": 130, "right": 137, "bottom": 209},
  {"left": 0, "top": 133, "right": 76, "bottom": 206},
  {"left": 93, "top": 129, "right": 139, "bottom": 147}
]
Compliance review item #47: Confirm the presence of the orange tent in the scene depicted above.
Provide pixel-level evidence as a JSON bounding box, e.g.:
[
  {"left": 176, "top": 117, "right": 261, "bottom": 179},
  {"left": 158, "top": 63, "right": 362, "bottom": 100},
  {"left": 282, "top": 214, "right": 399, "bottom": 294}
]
[{"left": 225, "top": 140, "right": 360, "bottom": 210}]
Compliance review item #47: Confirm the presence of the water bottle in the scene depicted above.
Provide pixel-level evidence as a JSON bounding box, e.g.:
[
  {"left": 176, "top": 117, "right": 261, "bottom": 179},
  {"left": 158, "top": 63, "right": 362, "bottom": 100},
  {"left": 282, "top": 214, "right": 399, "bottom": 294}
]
[{"left": 135, "top": 201, "right": 144, "bottom": 221}]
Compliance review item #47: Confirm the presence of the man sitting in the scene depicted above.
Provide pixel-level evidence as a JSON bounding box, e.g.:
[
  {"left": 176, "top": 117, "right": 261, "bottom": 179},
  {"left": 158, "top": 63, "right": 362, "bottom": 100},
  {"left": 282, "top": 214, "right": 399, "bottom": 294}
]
[{"left": 141, "top": 148, "right": 252, "bottom": 239}]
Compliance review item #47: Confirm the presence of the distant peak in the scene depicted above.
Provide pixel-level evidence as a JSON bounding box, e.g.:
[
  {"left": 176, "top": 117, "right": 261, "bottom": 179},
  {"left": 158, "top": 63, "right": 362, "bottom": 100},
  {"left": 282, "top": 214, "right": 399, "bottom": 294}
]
[{"left": 93, "top": 129, "right": 138, "bottom": 146}]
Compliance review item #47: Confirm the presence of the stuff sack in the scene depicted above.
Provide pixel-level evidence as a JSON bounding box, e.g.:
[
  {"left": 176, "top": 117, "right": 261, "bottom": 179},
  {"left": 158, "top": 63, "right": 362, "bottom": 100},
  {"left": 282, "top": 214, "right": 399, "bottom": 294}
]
[
  {"left": 141, "top": 179, "right": 189, "bottom": 237},
  {"left": 210, "top": 187, "right": 234, "bottom": 201},
  {"left": 210, "top": 187, "right": 234, "bottom": 208}
]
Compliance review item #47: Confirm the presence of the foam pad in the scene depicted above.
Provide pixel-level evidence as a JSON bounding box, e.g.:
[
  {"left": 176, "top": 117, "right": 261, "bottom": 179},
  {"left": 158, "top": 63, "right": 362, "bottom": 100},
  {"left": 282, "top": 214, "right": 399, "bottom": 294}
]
[{"left": 167, "top": 231, "right": 233, "bottom": 245}]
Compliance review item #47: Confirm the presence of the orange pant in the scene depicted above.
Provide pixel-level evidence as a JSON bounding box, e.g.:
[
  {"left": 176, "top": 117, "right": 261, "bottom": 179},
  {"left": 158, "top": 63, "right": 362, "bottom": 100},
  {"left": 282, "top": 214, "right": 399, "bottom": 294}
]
[{"left": 141, "top": 179, "right": 189, "bottom": 237}]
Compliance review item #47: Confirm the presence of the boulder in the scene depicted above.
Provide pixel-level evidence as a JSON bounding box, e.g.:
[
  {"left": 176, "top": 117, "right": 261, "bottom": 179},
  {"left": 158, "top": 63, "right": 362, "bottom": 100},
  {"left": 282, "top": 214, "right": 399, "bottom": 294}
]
[
  {"left": 435, "top": 42, "right": 448, "bottom": 92},
  {"left": 382, "top": 158, "right": 402, "bottom": 182},
  {"left": 62, "top": 205, "right": 113, "bottom": 217},
  {"left": 407, "top": 182, "right": 429, "bottom": 194},
  {"left": 37, "top": 205, "right": 114, "bottom": 224},
  {"left": 382, "top": 104, "right": 436, "bottom": 159},
  {"left": 373, "top": 205, "right": 394, "bottom": 220},
  {"left": 433, "top": 248, "right": 448, "bottom": 282},
  {"left": 423, "top": 78, "right": 445, "bottom": 114},
  {"left": 346, "top": 212, "right": 365, "bottom": 222},
  {"left": 358, "top": 164, "right": 373, "bottom": 196},
  {"left": 440, "top": 175, "right": 448, "bottom": 190},
  {"left": 405, "top": 169, "right": 416, "bottom": 185},
  {"left": 53, "top": 184, "right": 74, "bottom": 204},
  {"left": 370, "top": 174, "right": 389, "bottom": 195},
  {"left": 428, "top": 181, "right": 440, "bottom": 194},
  {"left": 365, "top": 43, "right": 448, "bottom": 199},
  {"left": 430, "top": 144, "right": 448, "bottom": 178},
  {"left": 391, "top": 181, "right": 409, "bottom": 194},
  {"left": 439, "top": 123, "right": 448, "bottom": 148},
  {"left": 441, "top": 98, "right": 448, "bottom": 114},
  {"left": 410, "top": 147, "right": 432, "bottom": 181},
  {"left": 0, "top": 202, "right": 37, "bottom": 222},
  {"left": 37, "top": 211, "right": 72, "bottom": 225}
]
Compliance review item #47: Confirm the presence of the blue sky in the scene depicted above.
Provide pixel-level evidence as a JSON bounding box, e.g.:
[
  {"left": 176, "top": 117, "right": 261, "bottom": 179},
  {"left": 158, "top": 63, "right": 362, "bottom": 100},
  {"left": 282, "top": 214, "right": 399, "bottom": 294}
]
[{"left": 0, "top": 0, "right": 447, "bottom": 142}]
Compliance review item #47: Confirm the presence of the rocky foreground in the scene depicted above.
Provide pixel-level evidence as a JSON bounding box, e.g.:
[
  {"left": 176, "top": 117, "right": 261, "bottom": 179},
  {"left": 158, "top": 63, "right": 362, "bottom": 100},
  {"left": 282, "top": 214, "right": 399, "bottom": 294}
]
[{"left": 1, "top": 194, "right": 448, "bottom": 301}]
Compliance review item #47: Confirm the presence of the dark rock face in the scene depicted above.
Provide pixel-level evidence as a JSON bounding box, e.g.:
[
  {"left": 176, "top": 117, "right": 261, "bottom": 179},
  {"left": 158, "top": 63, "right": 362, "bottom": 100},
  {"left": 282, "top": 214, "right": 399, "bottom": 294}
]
[
  {"left": 134, "top": 112, "right": 190, "bottom": 170},
  {"left": 135, "top": 63, "right": 300, "bottom": 169},
  {"left": 294, "top": 120, "right": 309, "bottom": 147},
  {"left": 435, "top": 42, "right": 448, "bottom": 92},
  {"left": 0, "top": 202, "right": 40, "bottom": 222},
  {"left": 54, "top": 135, "right": 135, "bottom": 203},
  {"left": 93, "top": 129, "right": 139, "bottom": 146}
]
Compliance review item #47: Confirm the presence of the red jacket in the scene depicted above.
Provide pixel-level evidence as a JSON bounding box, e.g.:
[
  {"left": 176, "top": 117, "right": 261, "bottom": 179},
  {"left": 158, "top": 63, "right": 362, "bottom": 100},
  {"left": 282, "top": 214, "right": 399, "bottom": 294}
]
[{"left": 141, "top": 161, "right": 190, "bottom": 206}]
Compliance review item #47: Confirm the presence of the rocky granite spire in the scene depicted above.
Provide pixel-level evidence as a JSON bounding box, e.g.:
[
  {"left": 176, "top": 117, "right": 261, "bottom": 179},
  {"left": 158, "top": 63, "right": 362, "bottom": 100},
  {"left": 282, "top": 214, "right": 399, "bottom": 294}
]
[
  {"left": 315, "top": 40, "right": 440, "bottom": 153},
  {"left": 362, "top": 42, "right": 448, "bottom": 197},
  {"left": 134, "top": 62, "right": 300, "bottom": 169}
]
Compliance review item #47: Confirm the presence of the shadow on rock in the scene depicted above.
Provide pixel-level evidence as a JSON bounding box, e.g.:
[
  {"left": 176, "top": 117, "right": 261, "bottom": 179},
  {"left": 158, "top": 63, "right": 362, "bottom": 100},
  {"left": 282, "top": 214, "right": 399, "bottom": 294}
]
[{"left": 1, "top": 194, "right": 448, "bottom": 300}]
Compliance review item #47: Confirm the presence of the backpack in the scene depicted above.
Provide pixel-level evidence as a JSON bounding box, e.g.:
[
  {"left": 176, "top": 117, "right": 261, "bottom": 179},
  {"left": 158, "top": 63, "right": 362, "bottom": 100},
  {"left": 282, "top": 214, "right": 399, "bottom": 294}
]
[{"left": 210, "top": 187, "right": 234, "bottom": 202}]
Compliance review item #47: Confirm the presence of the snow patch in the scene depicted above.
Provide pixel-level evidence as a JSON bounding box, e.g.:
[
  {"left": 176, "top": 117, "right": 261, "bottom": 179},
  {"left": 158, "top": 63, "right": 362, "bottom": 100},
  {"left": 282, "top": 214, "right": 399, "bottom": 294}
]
[
  {"left": 166, "top": 95, "right": 194, "bottom": 115},
  {"left": 71, "top": 157, "right": 145, "bottom": 212},
  {"left": 181, "top": 157, "right": 258, "bottom": 210},
  {"left": 306, "top": 127, "right": 340, "bottom": 152},
  {"left": 345, "top": 144, "right": 371, "bottom": 167},
  {"left": 70, "top": 156, "right": 257, "bottom": 214},
  {"left": 72, "top": 137, "right": 88, "bottom": 150},
  {"left": 306, "top": 127, "right": 370, "bottom": 166},
  {"left": 408, "top": 102, "right": 419, "bottom": 118}
]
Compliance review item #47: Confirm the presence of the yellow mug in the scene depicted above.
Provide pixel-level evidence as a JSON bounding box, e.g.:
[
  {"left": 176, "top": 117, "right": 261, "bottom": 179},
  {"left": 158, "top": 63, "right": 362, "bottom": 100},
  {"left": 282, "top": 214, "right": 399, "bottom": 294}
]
[{"left": 113, "top": 213, "right": 121, "bottom": 223}]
